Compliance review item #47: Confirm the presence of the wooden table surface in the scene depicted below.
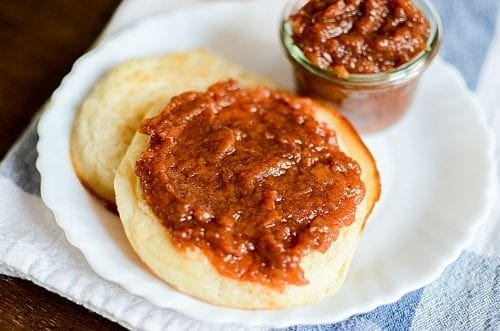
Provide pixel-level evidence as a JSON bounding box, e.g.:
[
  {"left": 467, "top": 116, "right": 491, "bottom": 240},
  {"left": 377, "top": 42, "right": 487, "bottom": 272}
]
[{"left": 0, "top": 1, "right": 125, "bottom": 329}]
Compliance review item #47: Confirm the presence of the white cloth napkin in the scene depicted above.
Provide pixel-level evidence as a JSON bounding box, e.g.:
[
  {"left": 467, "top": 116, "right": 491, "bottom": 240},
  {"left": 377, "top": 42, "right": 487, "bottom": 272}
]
[{"left": 1, "top": 1, "right": 499, "bottom": 330}]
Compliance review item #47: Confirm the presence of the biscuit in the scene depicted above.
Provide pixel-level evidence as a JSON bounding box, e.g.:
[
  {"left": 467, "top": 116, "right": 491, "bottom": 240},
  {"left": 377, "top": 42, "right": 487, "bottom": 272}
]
[
  {"left": 70, "top": 50, "right": 274, "bottom": 203},
  {"left": 114, "top": 86, "right": 380, "bottom": 309}
]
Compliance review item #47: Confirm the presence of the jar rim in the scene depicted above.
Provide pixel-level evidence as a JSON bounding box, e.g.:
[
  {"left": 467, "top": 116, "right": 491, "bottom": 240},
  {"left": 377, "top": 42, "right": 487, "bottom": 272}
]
[{"left": 281, "top": 0, "right": 443, "bottom": 87}]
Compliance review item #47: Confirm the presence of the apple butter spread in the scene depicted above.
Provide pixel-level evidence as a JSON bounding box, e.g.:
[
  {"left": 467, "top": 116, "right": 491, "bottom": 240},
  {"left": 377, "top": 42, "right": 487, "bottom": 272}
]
[
  {"left": 290, "top": 0, "right": 430, "bottom": 74},
  {"left": 135, "top": 80, "right": 365, "bottom": 288}
]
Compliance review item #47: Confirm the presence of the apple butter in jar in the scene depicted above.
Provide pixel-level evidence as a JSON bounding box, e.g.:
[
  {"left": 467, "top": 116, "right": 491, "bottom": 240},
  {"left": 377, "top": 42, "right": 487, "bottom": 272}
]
[{"left": 281, "top": 0, "right": 442, "bottom": 132}]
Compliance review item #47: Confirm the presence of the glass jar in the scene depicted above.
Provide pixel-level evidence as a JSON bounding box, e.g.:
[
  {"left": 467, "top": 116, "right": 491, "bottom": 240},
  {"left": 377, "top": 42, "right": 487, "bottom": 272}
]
[{"left": 281, "top": 0, "right": 442, "bottom": 133}]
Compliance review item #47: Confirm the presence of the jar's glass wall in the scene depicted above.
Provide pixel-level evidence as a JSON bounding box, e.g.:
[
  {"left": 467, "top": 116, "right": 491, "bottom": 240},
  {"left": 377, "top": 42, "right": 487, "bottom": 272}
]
[{"left": 281, "top": 0, "right": 442, "bottom": 133}]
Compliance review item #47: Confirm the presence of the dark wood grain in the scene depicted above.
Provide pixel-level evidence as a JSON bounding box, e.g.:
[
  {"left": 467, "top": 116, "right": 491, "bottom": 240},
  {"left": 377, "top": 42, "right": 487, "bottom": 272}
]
[
  {"left": 0, "top": 1, "right": 125, "bottom": 329},
  {"left": 0, "top": 0, "right": 121, "bottom": 158},
  {"left": 0, "top": 276, "right": 124, "bottom": 330}
]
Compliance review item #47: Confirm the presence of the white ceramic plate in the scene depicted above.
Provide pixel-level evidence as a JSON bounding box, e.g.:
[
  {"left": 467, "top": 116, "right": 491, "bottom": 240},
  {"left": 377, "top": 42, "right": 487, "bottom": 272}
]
[{"left": 36, "top": 0, "right": 496, "bottom": 327}]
